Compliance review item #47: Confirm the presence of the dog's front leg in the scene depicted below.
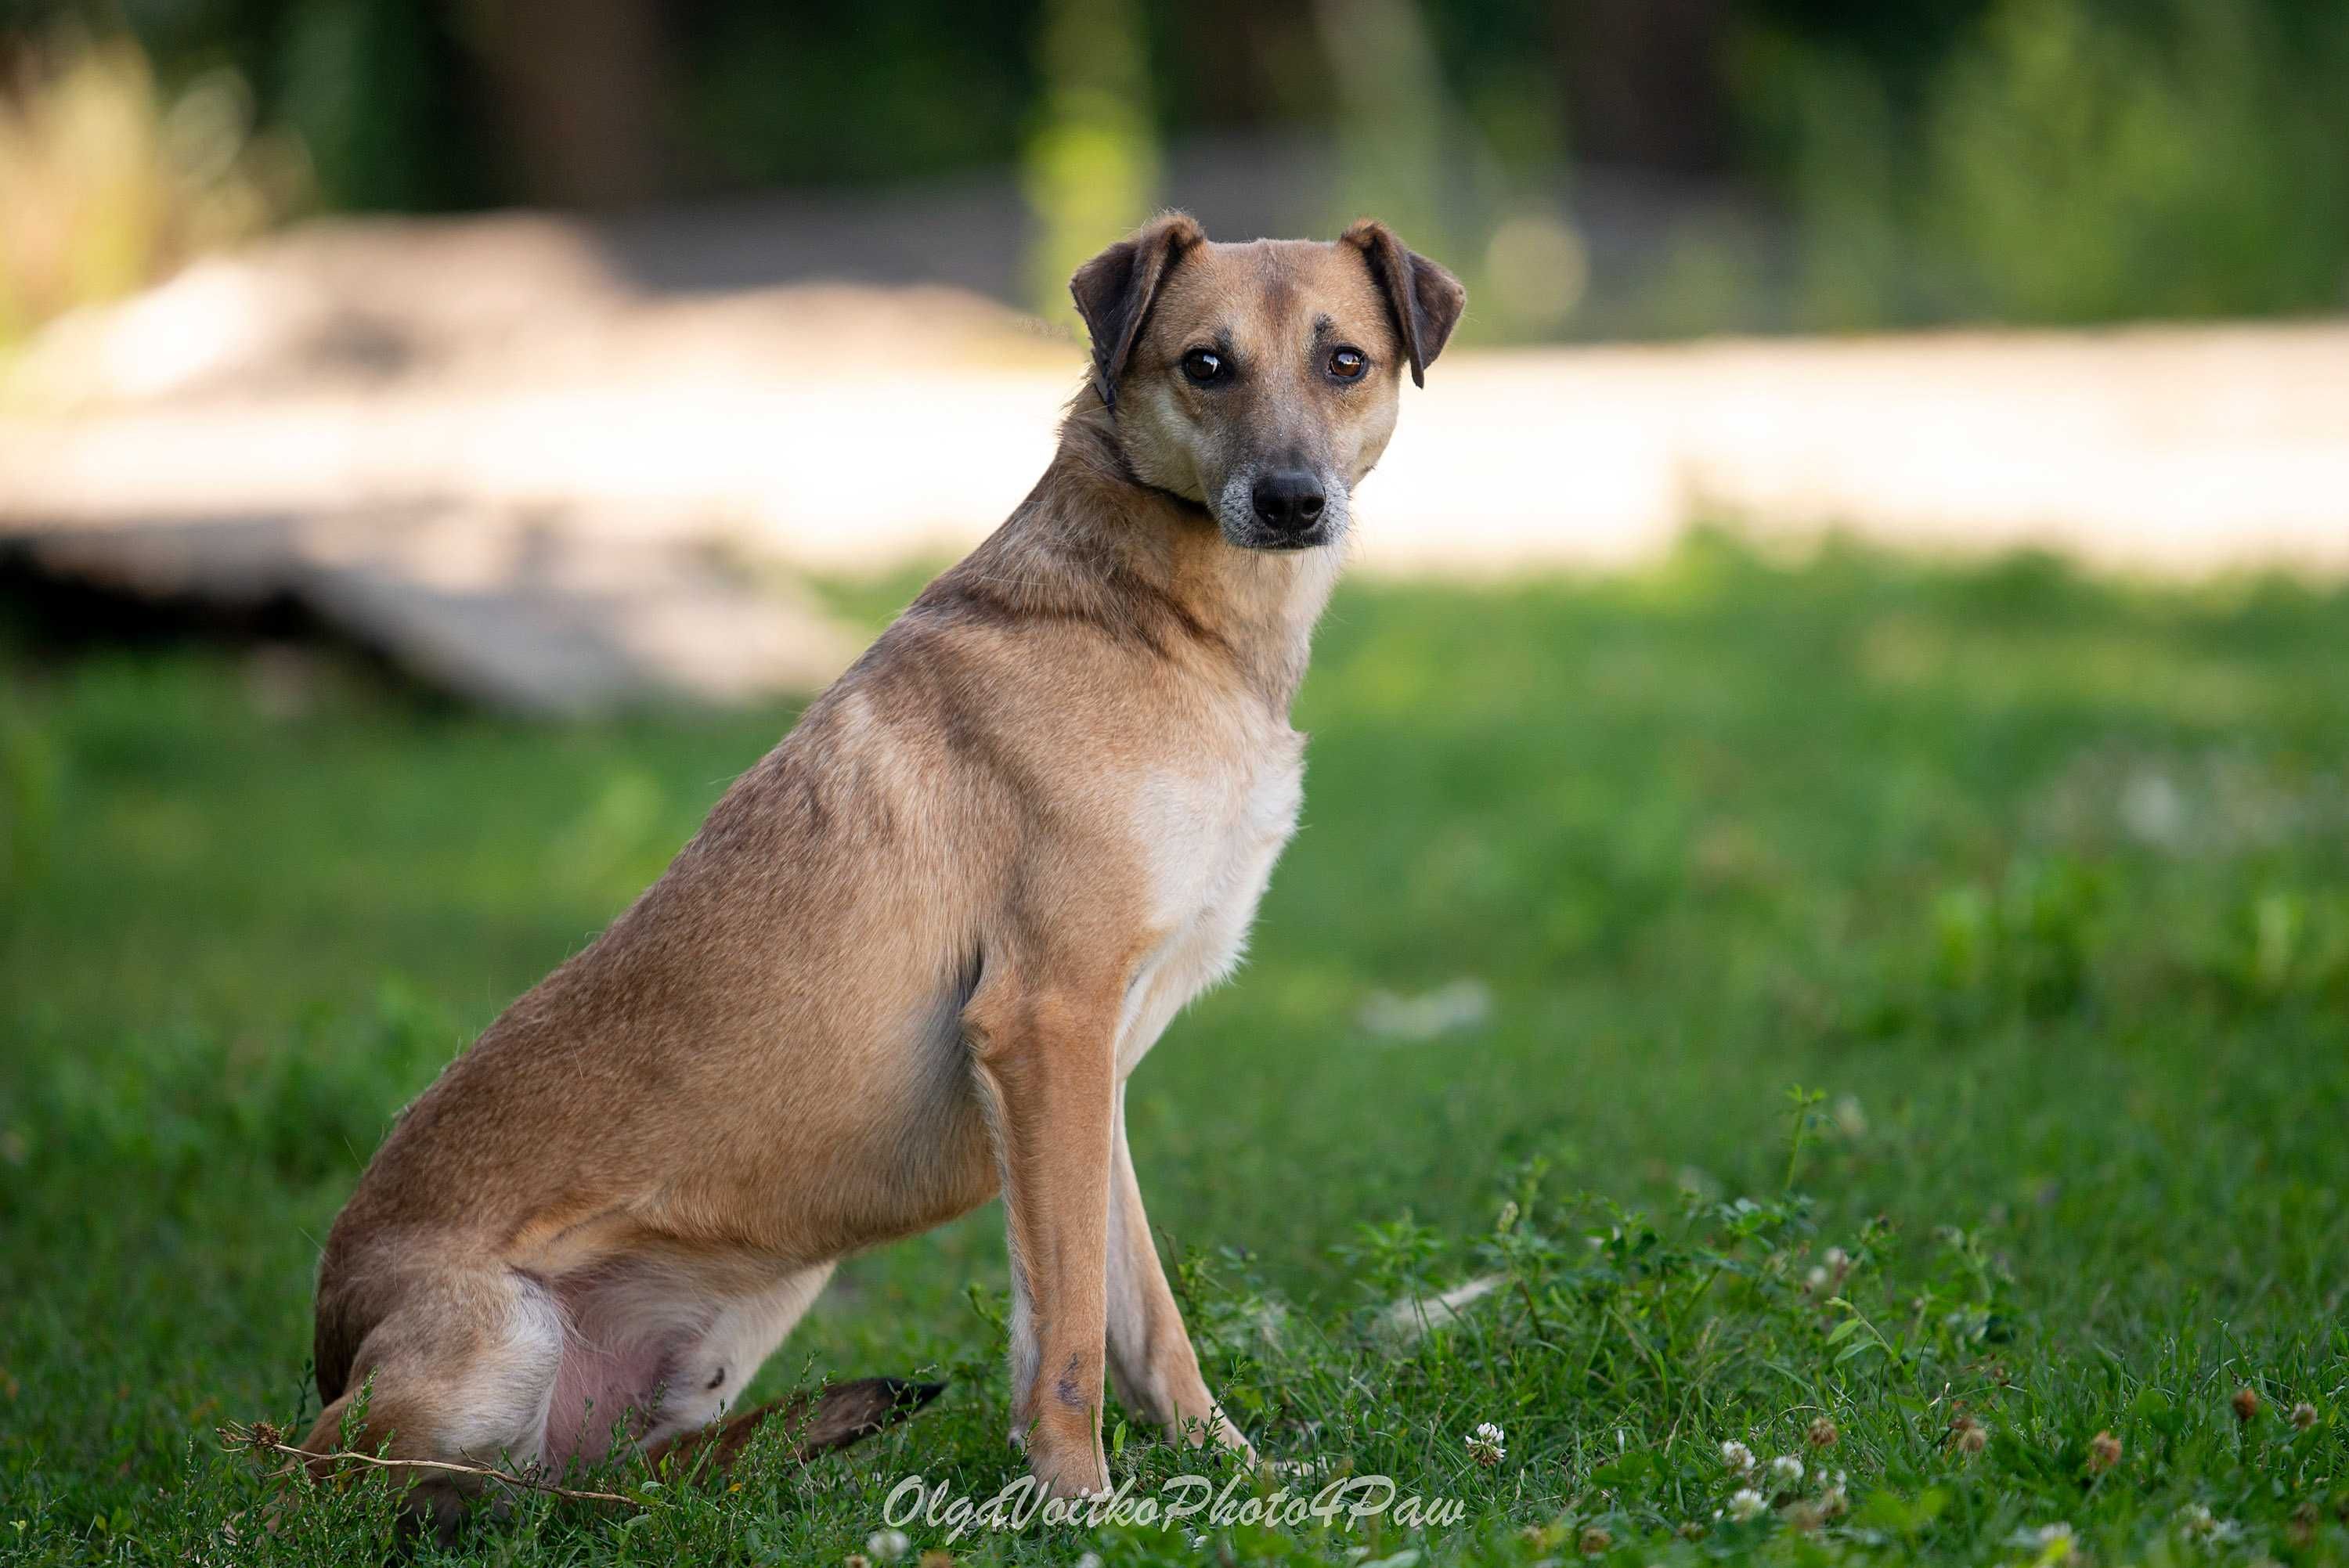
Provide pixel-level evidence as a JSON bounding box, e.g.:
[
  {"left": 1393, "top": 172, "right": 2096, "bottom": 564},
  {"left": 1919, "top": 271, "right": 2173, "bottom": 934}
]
[
  {"left": 967, "top": 979, "right": 1117, "bottom": 1499},
  {"left": 1106, "top": 1085, "right": 1254, "bottom": 1458}
]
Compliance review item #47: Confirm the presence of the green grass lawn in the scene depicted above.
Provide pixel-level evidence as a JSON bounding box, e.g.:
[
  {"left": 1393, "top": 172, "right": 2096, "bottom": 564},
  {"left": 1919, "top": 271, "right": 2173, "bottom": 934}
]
[{"left": 5, "top": 535, "right": 2347, "bottom": 1565}]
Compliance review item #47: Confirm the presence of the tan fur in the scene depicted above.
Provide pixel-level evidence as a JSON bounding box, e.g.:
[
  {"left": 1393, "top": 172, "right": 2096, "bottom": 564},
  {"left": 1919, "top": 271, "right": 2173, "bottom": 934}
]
[{"left": 302, "top": 214, "right": 1464, "bottom": 1519}]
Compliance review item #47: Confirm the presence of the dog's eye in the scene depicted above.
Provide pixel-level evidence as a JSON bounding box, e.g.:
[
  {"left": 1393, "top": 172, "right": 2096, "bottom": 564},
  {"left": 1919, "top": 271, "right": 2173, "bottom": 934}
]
[
  {"left": 1181, "top": 348, "right": 1225, "bottom": 385},
  {"left": 1328, "top": 347, "right": 1367, "bottom": 381}
]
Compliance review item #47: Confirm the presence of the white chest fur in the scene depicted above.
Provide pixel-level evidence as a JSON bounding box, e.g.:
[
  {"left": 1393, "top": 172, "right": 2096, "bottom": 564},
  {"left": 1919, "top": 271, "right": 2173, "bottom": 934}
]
[{"left": 1116, "top": 728, "right": 1307, "bottom": 1076}]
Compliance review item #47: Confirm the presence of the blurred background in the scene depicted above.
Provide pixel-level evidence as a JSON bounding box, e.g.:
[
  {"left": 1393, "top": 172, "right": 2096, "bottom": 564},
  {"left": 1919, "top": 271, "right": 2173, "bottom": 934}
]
[
  {"left": 9, "top": 0, "right": 2349, "bottom": 337},
  {"left": 3, "top": 0, "right": 2347, "bottom": 716}
]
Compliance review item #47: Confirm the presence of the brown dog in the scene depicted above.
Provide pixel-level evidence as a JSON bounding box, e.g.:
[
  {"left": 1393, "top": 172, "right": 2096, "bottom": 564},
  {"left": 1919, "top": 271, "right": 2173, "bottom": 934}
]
[{"left": 302, "top": 212, "right": 1463, "bottom": 1524}]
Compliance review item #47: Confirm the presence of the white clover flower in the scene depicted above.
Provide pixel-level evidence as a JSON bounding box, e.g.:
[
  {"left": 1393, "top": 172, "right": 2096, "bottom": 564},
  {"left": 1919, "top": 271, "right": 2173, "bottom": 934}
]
[
  {"left": 1466, "top": 1421, "right": 1506, "bottom": 1466},
  {"left": 1770, "top": 1454, "right": 1804, "bottom": 1484},
  {"left": 2170, "top": 1514, "right": 2239, "bottom": 1546},
  {"left": 1720, "top": 1439, "right": 1755, "bottom": 1473},
  {"left": 2003, "top": 1521, "right": 2077, "bottom": 1549},
  {"left": 865, "top": 1530, "right": 911, "bottom": 1563},
  {"left": 1824, "top": 1246, "right": 1852, "bottom": 1272},
  {"left": 1806, "top": 1266, "right": 1830, "bottom": 1291},
  {"left": 1833, "top": 1094, "right": 1867, "bottom": 1137},
  {"left": 1727, "top": 1487, "right": 1767, "bottom": 1521},
  {"left": 1076, "top": 1555, "right": 1104, "bottom": 1568}
]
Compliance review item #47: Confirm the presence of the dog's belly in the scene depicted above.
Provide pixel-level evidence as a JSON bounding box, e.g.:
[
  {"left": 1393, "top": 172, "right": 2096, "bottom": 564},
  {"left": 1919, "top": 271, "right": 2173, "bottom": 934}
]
[
  {"left": 532, "top": 1258, "right": 835, "bottom": 1469},
  {"left": 1118, "top": 736, "right": 1305, "bottom": 1076}
]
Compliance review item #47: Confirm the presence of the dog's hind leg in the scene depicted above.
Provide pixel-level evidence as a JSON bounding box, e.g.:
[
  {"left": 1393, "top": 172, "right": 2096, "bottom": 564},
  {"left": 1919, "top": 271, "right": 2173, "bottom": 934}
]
[
  {"left": 630, "top": 1263, "right": 945, "bottom": 1476},
  {"left": 298, "top": 1267, "right": 562, "bottom": 1541}
]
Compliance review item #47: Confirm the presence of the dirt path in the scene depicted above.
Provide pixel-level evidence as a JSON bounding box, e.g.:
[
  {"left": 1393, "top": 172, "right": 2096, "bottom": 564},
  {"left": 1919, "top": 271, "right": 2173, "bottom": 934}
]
[{"left": 6, "top": 214, "right": 2344, "bottom": 708}]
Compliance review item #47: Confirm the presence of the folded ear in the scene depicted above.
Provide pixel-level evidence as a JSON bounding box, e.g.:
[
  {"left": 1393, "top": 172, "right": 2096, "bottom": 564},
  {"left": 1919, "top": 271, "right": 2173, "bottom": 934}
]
[
  {"left": 1340, "top": 219, "right": 1467, "bottom": 387},
  {"left": 1070, "top": 211, "right": 1207, "bottom": 409}
]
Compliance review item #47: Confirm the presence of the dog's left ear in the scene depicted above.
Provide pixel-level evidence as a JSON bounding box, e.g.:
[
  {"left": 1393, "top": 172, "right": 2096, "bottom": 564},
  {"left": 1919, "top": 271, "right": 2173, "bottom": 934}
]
[
  {"left": 1070, "top": 211, "right": 1207, "bottom": 410},
  {"left": 1340, "top": 220, "right": 1466, "bottom": 387}
]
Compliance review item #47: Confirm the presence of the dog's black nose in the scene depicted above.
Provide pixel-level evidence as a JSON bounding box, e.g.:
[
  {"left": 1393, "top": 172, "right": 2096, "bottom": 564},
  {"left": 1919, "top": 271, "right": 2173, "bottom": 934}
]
[{"left": 1250, "top": 470, "right": 1326, "bottom": 533}]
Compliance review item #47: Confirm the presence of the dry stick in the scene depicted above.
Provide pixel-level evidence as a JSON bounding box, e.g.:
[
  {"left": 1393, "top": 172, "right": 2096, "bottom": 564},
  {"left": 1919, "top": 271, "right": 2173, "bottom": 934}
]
[{"left": 216, "top": 1422, "right": 662, "bottom": 1509}]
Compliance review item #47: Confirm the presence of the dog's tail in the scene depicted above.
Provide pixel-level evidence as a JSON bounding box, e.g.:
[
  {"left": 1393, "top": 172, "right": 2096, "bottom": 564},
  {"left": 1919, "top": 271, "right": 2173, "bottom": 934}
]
[{"left": 647, "top": 1376, "right": 946, "bottom": 1476}]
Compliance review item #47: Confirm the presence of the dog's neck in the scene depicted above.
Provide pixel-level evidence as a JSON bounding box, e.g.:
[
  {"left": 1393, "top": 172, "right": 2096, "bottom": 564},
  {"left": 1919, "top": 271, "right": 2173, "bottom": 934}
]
[{"left": 945, "top": 398, "right": 1344, "bottom": 715}]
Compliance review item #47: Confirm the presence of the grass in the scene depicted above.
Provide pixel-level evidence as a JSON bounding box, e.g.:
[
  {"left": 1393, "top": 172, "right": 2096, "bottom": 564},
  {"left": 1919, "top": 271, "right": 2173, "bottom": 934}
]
[{"left": 4, "top": 532, "right": 2348, "bottom": 1565}]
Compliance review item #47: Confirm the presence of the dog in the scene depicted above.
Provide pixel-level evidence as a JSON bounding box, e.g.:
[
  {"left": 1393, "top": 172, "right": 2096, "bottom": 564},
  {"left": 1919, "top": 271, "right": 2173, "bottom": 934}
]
[{"left": 301, "top": 211, "right": 1463, "bottom": 1528}]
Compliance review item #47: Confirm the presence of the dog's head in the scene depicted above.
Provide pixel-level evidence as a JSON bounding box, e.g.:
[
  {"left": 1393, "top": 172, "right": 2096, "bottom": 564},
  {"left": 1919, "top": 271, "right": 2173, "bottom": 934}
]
[{"left": 1071, "top": 214, "right": 1465, "bottom": 553}]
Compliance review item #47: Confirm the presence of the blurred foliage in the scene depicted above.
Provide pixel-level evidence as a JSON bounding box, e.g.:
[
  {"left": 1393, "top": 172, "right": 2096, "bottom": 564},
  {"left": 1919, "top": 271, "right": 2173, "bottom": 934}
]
[
  {"left": 0, "top": 693, "right": 61, "bottom": 922},
  {"left": 0, "top": 29, "right": 301, "bottom": 341},
  {"left": 1315, "top": 0, "right": 1463, "bottom": 268},
  {"left": 2, "top": 0, "right": 2343, "bottom": 341},
  {"left": 272, "top": 0, "right": 466, "bottom": 211},
  {"left": 1020, "top": 0, "right": 1156, "bottom": 324},
  {"left": 680, "top": 2, "right": 1030, "bottom": 189},
  {"left": 1749, "top": 0, "right": 2349, "bottom": 327}
]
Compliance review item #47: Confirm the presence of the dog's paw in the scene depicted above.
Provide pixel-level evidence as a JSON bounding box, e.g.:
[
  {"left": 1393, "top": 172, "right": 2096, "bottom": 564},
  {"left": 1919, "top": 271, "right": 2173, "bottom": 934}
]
[
  {"left": 1027, "top": 1444, "right": 1112, "bottom": 1501},
  {"left": 1254, "top": 1453, "right": 1326, "bottom": 1481}
]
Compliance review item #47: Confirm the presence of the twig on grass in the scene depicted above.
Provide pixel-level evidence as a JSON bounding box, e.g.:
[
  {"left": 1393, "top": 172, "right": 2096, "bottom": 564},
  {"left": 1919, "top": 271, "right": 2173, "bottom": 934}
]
[{"left": 216, "top": 1420, "right": 661, "bottom": 1509}]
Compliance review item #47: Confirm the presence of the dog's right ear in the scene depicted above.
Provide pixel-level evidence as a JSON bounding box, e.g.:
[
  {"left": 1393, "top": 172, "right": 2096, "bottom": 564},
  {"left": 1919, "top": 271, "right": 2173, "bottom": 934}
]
[{"left": 1070, "top": 211, "right": 1207, "bottom": 410}]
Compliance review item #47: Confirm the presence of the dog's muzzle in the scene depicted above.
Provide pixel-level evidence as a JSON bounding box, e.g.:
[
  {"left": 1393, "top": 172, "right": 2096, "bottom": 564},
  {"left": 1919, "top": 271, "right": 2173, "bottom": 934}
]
[{"left": 1217, "top": 468, "right": 1347, "bottom": 551}]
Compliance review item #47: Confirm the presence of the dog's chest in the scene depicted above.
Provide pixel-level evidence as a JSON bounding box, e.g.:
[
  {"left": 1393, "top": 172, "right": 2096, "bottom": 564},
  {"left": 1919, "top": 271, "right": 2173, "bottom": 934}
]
[{"left": 1117, "top": 729, "right": 1306, "bottom": 1071}]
